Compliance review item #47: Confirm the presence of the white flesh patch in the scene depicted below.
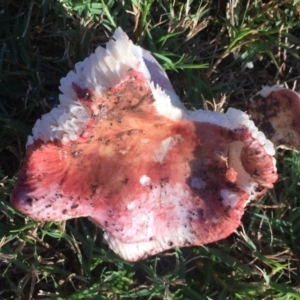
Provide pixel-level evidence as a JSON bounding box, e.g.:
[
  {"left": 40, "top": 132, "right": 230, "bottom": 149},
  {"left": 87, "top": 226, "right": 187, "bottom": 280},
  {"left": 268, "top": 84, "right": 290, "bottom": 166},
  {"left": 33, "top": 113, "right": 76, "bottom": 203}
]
[
  {"left": 154, "top": 136, "right": 181, "bottom": 163},
  {"left": 220, "top": 189, "right": 241, "bottom": 208},
  {"left": 126, "top": 201, "right": 136, "bottom": 211},
  {"left": 139, "top": 175, "right": 151, "bottom": 186},
  {"left": 254, "top": 85, "right": 284, "bottom": 97},
  {"left": 119, "top": 147, "right": 130, "bottom": 155}
]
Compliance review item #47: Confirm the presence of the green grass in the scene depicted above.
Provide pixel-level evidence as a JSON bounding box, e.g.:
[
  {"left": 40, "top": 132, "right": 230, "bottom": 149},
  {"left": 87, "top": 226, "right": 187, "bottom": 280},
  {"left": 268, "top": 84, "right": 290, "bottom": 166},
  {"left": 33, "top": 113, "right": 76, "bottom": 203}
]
[{"left": 1, "top": 0, "right": 300, "bottom": 299}]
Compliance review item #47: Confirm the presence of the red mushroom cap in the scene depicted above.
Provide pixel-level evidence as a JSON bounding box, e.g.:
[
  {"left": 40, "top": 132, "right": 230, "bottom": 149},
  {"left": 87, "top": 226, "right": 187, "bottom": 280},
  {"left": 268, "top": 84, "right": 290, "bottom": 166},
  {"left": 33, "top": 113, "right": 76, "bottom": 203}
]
[
  {"left": 11, "top": 28, "right": 278, "bottom": 261},
  {"left": 247, "top": 85, "right": 300, "bottom": 150}
]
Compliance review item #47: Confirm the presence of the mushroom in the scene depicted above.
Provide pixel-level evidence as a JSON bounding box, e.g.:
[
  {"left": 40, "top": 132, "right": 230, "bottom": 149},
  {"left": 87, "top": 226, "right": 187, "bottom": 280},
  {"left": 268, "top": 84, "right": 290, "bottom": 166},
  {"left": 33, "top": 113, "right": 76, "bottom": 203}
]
[
  {"left": 247, "top": 85, "right": 300, "bottom": 150},
  {"left": 11, "top": 28, "right": 278, "bottom": 262}
]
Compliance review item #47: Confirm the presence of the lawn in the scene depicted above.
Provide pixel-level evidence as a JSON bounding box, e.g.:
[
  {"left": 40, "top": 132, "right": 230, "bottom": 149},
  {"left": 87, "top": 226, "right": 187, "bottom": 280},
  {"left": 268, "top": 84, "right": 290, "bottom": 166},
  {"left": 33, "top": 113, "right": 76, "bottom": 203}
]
[{"left": 1, "top": 0, "right": 300, "bottom": 299}]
